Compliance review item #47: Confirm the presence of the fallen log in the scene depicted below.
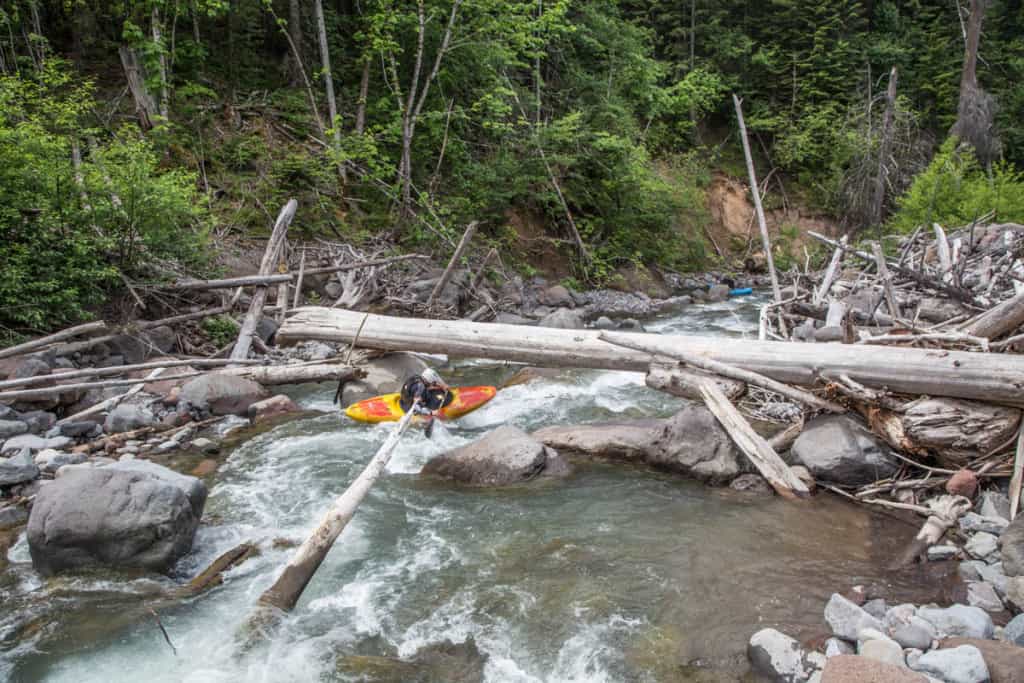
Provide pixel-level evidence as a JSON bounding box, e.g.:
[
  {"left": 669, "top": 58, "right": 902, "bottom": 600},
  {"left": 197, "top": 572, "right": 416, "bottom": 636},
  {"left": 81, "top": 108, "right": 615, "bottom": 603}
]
[
  {"left": 602, "top": 331, "right": 846, "bottom": 414},
  {"left": 427, "top": 221, "right": 478, "bottom": 308},
  {"left": 225, "top": 363, "right": 362, "bottom": 386},
  {"left": 230, "top": 200, "right": 297, "bottom": 362},
  {"left": 645, "top": 360, "right": 746, "bottom": 401},
  {"left": 959, "top": 290, "right": 1024, "bottom": 340},
  {"left": 0, "top": 321, "right": 108, "bottom": 360},
  {"left": 168, "top": 274, "right": 293, "bottom": 291},
  {"left": 699, "top": 380, "right": 809, "bottom": 499},
  {"left": 0, "top": 357, "right": 260, "bottom": 390},
  {"left": 250, "top": 408, "right": 414, "bottom": 630},
  {"left": 277, "top": 307, "right": 1024, "bottom": 406},
  {"left": 51, "top": 306, "right": 233, "bottom": 358}
]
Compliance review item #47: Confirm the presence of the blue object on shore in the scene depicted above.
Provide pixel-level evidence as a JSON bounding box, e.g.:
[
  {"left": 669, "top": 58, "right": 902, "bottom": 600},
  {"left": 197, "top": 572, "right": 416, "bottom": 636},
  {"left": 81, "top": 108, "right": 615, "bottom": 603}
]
[{"left": 729, "top": 287, "right": 753, "bottom": 297}]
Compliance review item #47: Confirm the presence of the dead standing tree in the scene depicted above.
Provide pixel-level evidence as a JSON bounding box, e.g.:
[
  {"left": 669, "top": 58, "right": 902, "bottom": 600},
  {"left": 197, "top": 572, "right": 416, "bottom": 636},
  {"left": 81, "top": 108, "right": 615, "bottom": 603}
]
[{"left": 951, "top": 0, "right": 999, "bottom": 165}]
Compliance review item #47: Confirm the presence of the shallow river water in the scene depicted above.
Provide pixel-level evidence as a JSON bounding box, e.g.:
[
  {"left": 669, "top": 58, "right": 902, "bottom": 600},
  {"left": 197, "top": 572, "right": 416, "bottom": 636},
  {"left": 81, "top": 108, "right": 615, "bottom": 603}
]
[{"left": 2, "top": 296, "right": 936, "bottom": 682}]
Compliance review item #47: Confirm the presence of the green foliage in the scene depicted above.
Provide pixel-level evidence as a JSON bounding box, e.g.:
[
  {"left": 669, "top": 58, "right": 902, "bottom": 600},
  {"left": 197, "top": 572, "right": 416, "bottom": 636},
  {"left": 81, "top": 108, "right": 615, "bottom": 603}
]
[
  {"left": 200, "top": 315, "right": 240, "bottom": 347},
  {"left": 891, "top": 137, "right": 1024, "bottom": 232},
  {"left": 0, "top": 59, "right": 209, "bottom": 333}
]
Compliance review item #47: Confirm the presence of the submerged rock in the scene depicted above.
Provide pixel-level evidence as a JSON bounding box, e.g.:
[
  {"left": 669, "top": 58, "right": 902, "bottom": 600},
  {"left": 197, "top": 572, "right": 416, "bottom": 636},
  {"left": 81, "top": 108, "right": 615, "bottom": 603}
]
[
  {"left": 27, "top": 460, "right": 207, "bottom": 575},
  {"left": 791, "top": 415, "right": 899, "bottom": 486},
  {"left": 422, "top": 426, "right": 569, "bottom": 486},
  {"left": 248, "top": 394, "right": 299, "bottom": 424}
]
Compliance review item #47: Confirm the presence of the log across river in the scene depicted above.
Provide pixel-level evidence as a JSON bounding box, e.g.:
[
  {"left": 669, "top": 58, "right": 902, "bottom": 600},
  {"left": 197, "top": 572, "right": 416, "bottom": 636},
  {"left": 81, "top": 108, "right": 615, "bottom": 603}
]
[{"left": 279, "top": 306, "right": 1024, "bottom": 405}]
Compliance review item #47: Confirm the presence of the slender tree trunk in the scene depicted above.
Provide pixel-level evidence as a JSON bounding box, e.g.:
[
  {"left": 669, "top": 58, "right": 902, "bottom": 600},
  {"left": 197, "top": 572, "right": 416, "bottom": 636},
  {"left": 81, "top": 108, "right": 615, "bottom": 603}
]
[
  {"left": 733, "top": 94, "right": 781, "bottom": 304},
  {"left": 152, "top": 5, "right": 170, "bottom": 119},
  {"left": 355, "top": 59, "right": 370, "bottom": 135},
  {"left": 312, "top": 0, "right": 346, "bottom": 184},
  {"left": 951, "top": 0, "right": 998, "bottom": 164},
  {"left": 870, "top": 66, "right": 898, "bottom": 227},
  {"left": 287, "top": 0, "right": 303, "bottom": 86}
]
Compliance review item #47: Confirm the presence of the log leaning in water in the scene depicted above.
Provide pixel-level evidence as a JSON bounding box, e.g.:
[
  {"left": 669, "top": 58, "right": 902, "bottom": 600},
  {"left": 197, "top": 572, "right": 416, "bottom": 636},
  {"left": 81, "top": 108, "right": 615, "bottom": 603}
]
[
  {"left": 276, "top": 307, "right": 1024, "bottom": 405},
  {"left": 256, "top": 408, "right": 414, "bottom": 614}
]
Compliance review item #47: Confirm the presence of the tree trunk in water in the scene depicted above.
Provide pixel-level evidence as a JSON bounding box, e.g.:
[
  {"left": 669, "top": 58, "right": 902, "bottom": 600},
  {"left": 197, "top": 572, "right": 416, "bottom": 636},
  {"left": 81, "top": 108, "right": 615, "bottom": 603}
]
[
  {"left": 255, "top": 409, "right": 414, "bottom": 613},
  {"left": 312, "top": 0, "right": 346, "bottom": 184},
  {"left": 869, "top": 67, "right": 897, "bottom": 227}
]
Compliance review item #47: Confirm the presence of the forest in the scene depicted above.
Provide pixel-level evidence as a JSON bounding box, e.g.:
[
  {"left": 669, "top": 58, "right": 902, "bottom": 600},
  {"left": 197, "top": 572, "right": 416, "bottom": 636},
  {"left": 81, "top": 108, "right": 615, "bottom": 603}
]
[{"left": 2, "top": 0, "right": 1023, "bottom": 337}]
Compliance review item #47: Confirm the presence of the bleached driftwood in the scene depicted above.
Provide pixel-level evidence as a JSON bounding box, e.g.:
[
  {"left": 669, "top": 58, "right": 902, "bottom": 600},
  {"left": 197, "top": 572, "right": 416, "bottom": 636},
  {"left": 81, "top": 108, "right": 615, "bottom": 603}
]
[
  {"left": 699, "top": 380, "right": 809, "bottom": 499},
  {"left": 255, "top": 409, "right": 414, "bottom": 615},
  {"left": 230, "top": 200, "right": 297, "bottom": 362},
  {"left": 0, "top": 358, "right": 258, "bottom": 390},
  {"left": 602, "top": 331, "right": 846, "bottom": 413},
  {"left": 277, "top": 307, "right": 1024, "bottom": 406},
  {"left": 646, "top": 360, "right": 746, "bottom": 401},
  {"left": 960, "top": 290, "right": 1024, "bottom": 340},
  {"left": 0, "top": 321, "right": 108, "bottom": 360},
  {"left": 427, "top": 221, "right": 478, "bottom": 308},
  {"left": 895, "top": 494, "right": 972, "bottom": 568}
]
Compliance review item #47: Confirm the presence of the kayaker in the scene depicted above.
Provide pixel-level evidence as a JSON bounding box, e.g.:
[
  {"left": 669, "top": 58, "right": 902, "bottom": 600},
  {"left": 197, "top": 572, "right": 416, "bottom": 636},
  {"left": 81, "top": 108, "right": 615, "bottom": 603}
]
[{"left": 399, "top": 368, "right": 451, "bottom": 436}]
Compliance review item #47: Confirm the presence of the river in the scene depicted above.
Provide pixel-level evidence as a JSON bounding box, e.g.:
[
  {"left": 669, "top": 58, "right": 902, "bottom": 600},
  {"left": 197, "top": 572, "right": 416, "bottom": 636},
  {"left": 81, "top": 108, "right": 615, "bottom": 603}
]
[{"left": 1, "top": 296, "right": 932, "bottom": 681}]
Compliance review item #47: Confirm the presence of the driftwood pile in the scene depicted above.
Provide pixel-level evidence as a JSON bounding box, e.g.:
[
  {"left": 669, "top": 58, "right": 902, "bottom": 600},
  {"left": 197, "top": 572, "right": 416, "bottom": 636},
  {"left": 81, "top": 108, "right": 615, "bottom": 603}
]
[{"left": 733, "top": 219, "right": 1024, "bottom": 554}]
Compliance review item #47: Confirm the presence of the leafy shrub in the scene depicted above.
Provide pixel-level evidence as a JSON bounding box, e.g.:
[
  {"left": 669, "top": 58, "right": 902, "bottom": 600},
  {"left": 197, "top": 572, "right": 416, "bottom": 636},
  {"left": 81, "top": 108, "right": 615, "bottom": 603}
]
[
  {"left": 890, "top": 137, "right": 1024, "bottom": 232},
  {"left": 201, "top": 315, "right": 240, "bottom": 347}
]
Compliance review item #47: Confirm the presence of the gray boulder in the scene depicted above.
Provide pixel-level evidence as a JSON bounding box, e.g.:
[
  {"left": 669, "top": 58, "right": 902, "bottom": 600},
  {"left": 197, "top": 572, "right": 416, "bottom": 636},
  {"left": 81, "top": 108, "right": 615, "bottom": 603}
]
[
  {"left": 0, "top": 419, "right": 28, "bottom": 439},
  {"left": 911, "top": 645, "right": 989, "bottom": 683},
  {"left": 494, "top": 312, "right": 532, "bottom": 326},
  {"left": 340, "top": 352, "right": 429, "bottom": 406},
  {"left": 966, "top": 581, "right": 1003, "bottom": 612},
  {"left": 144, "top": 325, "right": 177, "bottom": 354},
  {"left": 27, "top": 460, "right": 207, "bottom": 575},
  {"left": 59, "top": 420, "right": 100, "bottom": 438},
  {"left": 648, "top": 403, "right": 747, "bottom": 483},
  {"left": 824, "top": 593, "right": 883, "bottom": 641},
  {"left": 1005, "top": 613, "right": 1024, "bottom": 646},
  {"left": 537, "top": 308, "right": 586, "bottom": 329},
  {"left": 1002, "top": 514, "right": 1024, "bottom": 576},
  {"left": 104, "top": 404, "right": 157, "bottom": 434},
  {"left": 0, "top": 503, "right": 29, "bottom": 531},
  {"left": 791, "top": 415, "right": 899, "bottom": 486},
  {"left": 256, "top": 317, "right": 279, "bottom": 343},
  {"left": 1, "top": 433, "right": 47, "bottom": 454},
  {"left": 11, "top": 357, "right": 51, "bottom": 379},
  {"left": 965, "top": 532, "right": 999, "bottom": 560},
  {"left": 20, "top": 410, "right": 56, "bottom": 434},
  {"left": 422, "top": 426, "right": 569, "bottom": 486},
  {"left": 538, "top": 284, "right": 574, "bottom": 308},
  {"left": 0, "top": 449, "right": 39, "bottom": 486},
  {"left": 532, "top": 419, "right": 663, "bottom": 463},
  {"left": 706, "top": 284, "right": 730, "bottom": 302},
  {"left": 916, "top": 605, "right": 994, "bottom": 639},
  {"left": 747, "top": 628, "right": 821, "bottom": 682},
  {"left": 959, "top": 512, "right": 1009, "bottom": 535},
  {"left": 179, "top": 374, "right": 267, "bottom": 416}
]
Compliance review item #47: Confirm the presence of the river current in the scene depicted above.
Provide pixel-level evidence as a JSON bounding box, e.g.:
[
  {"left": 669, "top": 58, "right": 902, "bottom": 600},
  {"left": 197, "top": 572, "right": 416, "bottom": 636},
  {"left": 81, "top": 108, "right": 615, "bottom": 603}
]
[{"left": 1, "top": 296, "right": 928, "bottom": 682}]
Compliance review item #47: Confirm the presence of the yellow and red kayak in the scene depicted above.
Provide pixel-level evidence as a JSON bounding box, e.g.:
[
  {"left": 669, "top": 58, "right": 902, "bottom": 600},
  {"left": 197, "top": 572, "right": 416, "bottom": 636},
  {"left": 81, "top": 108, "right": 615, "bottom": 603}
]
[{"left": 344, "top": 386, "right": 498, "bottom": 424}]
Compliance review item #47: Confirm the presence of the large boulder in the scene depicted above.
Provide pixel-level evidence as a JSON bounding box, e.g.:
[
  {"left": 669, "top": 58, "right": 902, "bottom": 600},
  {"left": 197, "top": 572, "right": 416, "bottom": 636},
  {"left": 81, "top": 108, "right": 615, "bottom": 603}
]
[
  {"left": 1002, "top": 514, "right": 1024, "bottom": 577},
  {"left": 911, "top": 645, "right": 989, "bottom": 683},
  {"left": 421, "top": 426, "right": 570, "bottom": 486},
  {"left": 647, "top": 403, "right": 747, "bottom": 483},
  {"left": 179, "top": 374, "right": 267, "bottom": 416},
  {"left": 916, "top": 605, "right": 994, "bottom": 640},
  {"left": 532, "top": 420, "right": 664, "bottom": 462},
  {"left": 791, "top": 415, "right": 899, "bottom": 486},
  {"left": 104, "top": 404, "right": 157, "bottom": 434},
  {"left": 537, "top": 308, "right": 586, "bottom": 329},
  {"left": 341, "top": 352, "right": 429, "bottom": 406},
  {"left": 27, "top": 460, "right": 207, "bottom": 575}
]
